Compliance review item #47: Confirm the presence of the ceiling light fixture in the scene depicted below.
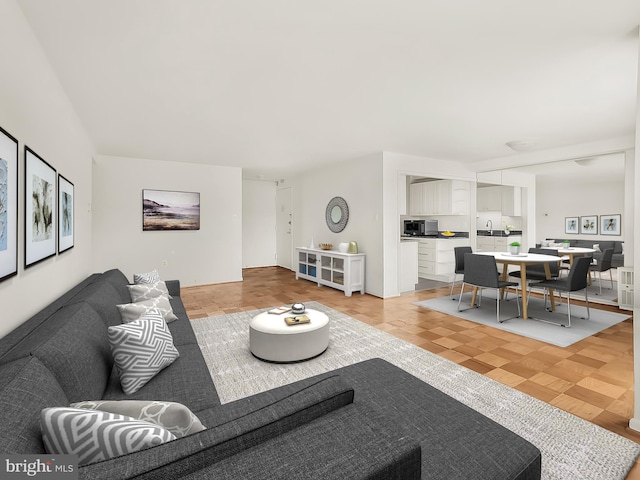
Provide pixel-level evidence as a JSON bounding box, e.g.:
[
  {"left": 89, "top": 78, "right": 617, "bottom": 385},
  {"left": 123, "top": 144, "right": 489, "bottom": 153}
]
[{"left": 505, "top": 139, "right": 538, "bottom": 152}]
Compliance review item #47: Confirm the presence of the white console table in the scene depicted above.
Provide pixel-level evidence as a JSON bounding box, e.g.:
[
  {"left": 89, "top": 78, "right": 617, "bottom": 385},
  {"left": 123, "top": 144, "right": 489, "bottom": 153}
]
[{"left": 296, "top": 247, "right": 365, "bottom": 296}]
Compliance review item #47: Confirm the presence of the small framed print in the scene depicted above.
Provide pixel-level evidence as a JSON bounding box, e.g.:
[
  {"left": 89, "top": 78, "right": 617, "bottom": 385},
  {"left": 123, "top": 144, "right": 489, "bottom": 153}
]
[
  {"left": 58, "top": 174, "right": 74, "bottom": 253},
  {"left": 600, "top": 214, "right": 621, "bottom": 236},
  {"left": 25, "top": 146, "right": 56, "bottom": 268},
  {"left": 565, "top": 217, "right": 578, "bottom": 234},
  {"left": 580, "top": 215, "right": 597, "bottom": 235},
  {"left": 0, "top": 125, "right": 18, "bottom": 283}
]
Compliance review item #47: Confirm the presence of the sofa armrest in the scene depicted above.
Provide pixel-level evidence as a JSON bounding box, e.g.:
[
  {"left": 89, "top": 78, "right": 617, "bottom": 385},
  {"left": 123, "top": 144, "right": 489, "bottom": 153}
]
[
  {"left": 156, "top": 402, "right": 422, "bottom": 480},
  {"left": 79, "top": 374, "right": 354, "bottom": 479},
  {"left": 165, "top": 279, "right": 181, "bottom": 297}
]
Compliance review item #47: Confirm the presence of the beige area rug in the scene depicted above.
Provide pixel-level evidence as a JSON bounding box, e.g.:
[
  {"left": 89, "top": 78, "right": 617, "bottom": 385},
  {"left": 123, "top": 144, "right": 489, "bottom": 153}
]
[{"left": 191, "top": 302, "right": 640, "bottom": 480}]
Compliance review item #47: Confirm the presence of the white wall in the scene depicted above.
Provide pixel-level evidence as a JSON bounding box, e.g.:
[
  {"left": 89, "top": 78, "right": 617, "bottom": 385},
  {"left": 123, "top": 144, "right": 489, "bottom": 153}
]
[
  {"left": 92, "top": 155, "right": 242, "bottom": 286},
  {"left": 243, "top": 179, "right": 276, "bottom": 268},
  {"left": 292, "top": 154, "right": 384, "bottom": 297},
  {"left": 0, "top": 0, "right": 95, "bottom": 338},
  {"left": 536, "top": 177, "right": 624, "bottom": 242}
]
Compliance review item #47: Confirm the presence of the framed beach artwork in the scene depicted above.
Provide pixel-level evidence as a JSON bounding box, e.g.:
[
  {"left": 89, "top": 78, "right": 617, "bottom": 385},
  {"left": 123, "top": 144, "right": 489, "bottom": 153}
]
[
  {"left": 25, "top": 146, "right": 56, "bottom": 268},
  {"left": 0, "top": 125, "right": 18, "bottom": 283},
  {"left": 58, "top": 174, "right": 74, "bottom": 253},
  {"left": 564, "top": 217, "right": 578, "bottom": 234},
  {"left": 142, "top": 189, "right": 200, "bottom": 231},
  {"left": 600, "top": 214, "right": 621, "bottom": 236},
  {"left": 580, "top": 215, "right": 597, "bottom": 235}
]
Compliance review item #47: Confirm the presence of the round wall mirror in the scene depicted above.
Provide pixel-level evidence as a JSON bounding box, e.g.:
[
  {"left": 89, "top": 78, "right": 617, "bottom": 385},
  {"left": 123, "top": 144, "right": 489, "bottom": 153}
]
[{"left": 325, "top": 196, "right": 349, "bottom": 233}]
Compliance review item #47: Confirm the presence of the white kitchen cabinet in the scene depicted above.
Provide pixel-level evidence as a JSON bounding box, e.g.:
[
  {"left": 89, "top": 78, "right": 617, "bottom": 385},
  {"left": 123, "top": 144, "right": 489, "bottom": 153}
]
[
  {"left": 409, "top": 180, "right": 470, "bottom": 215},
  {"left": 296, "top": 247, "right": 365, "bottom": 296},
  {"left": 501, "top": 186, "right": 522, "bottom": 216},
  {"left": 477, "top": 186, "right": 502, "bottom": 211},
  {"left": 476, "top": 235, "right": 522, "bottom": 252},
  {"left": 399, "top": 240, "right": 419, "bottom": 292},
  {"left": 418, "top": 238, "right": 471, "bottom": 281}
]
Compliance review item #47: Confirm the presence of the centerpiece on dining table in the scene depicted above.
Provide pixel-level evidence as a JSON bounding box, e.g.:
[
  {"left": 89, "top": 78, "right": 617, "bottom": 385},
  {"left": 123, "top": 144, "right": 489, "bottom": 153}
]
[{"left": 509, "top": 241, "right": 521, "bottom": 255}]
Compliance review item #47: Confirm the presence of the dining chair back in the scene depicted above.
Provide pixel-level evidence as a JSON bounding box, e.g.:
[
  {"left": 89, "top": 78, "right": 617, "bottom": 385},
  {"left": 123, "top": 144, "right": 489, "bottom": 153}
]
[
  {"left": 589, "top": 248, "right": 614, "bottom": 295},
  {"left": 457, "top": 253, "right": 520, "bottom": 323},
  {"left": 449, "top": 246, "right": 472, "bottom": 299}
]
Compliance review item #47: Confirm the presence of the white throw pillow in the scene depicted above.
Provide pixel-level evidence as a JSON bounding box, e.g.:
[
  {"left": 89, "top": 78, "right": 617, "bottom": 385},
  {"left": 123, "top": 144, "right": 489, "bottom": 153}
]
[
  {"left": 541, "top": 240, "right": 552, "bottom": 247},
  {"left": 41, "top": 407, "right": 175, "bottom": 465},
  {"left": 108, "top": 311, "right": 180, "bottom": 394},
  {"left": 133, "top": 269, "right": 160, "bottom": 284},
  {"left": 70, "top": 400, "right": 206, "bottom": 438},
  {"left": 593, "top": 244, "right": 601, "bottom": 252},
  {"left": 117, "top": 295, "right": 178, "bottom": 323},
  {"left": 127, "top": 281, "right": 172, "bottom": 302}
]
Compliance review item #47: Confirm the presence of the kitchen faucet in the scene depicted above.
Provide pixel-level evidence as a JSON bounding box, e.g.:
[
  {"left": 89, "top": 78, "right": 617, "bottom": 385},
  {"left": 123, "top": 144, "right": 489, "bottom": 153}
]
[{"left": 486, "top": 220, "right": 492, "bottom": 234}]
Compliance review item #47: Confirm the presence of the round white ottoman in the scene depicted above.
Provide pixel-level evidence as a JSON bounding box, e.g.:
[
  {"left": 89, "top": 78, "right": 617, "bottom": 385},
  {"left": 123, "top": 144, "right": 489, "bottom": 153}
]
[{"left": 249, "top": 309, "right": 329, "bottom": 363}]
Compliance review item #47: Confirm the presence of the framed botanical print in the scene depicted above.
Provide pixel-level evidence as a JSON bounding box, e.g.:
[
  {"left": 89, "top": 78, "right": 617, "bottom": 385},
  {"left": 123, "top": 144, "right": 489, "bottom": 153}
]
[
  {"left": 600, "top": 214, "right": 621, "bottom": 235},
  {"left": 580, "top": 215, "right": 597, "bottom": 235},
  {"left": 0, "top": 125, "right": 18, "bottom": 282},
  {"left": 25, "top": 146, "right": 56, "bottom": 268},
  {"left": 58, "top": 174, "right": 74, "bottom": 253},
  {"left": 564, "top": 217, "right": 578, "bottom": 234}
]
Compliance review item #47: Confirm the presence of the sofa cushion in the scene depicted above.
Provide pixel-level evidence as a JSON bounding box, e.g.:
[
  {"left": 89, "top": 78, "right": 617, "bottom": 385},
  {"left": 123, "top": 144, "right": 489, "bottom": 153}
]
[
  {"left": 69, "top": 281, "right": 129, "bottom": 326},
  {"left": 0, "top": 357, "right": 69, "bottom": 454},
  {"left": 127, "top": 281, "right": 171, "bottom": 302},
  {"left": 117, "top": 295, "right": 178, "bottom": 324},
  {"left": 41, "top": 407, "right": 175, "bottom": 465},
  {"left": 102, "top": 343, "right": 220, "bottom": 411},
  {"left": 108, "top": 311, "right": 180, "bottom": 395},
  {"left": 70, "top": 400, "right": 206, "bottom": 438},
  {"left": 31, "top": 303, "right": 113, "bottom": 403}
]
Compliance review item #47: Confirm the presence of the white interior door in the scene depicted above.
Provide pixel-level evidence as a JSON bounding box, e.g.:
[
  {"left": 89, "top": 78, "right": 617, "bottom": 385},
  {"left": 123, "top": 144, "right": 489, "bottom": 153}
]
[{"left": 276, "top": 187, "right": 292, "bottom": 270}]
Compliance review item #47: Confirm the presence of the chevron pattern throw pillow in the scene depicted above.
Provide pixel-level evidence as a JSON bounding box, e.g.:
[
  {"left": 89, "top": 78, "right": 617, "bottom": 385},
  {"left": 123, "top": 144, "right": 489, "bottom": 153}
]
[
  {"left": 41, "top": 407, "right": 175, "bottom": 465},
  {"left": 70, "top": 400, "right": 206, "bottom": 437},
  {"left": 108, "top": 311, "right": 180, "bottom": 394},
  {"left": 133, "top": 269, "right": 160, "bottom": 284}
]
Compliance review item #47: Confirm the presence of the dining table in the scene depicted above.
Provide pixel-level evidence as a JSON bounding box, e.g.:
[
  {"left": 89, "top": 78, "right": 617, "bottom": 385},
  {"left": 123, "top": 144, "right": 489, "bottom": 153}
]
[
  {"left": 476, "top": 251, "right": 563, "bottom": 320},
  {"left": 546, "top": 246, "right": 595, "bottom": 265}
]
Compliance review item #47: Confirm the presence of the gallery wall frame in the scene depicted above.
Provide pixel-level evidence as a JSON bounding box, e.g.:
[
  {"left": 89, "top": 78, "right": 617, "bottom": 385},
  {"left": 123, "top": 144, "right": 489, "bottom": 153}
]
[
  {"left": 58, "top": 174, "right": 74, "bottom": 253},
  {"left": 142, "top": 189, "right": 200, "bottom": 231},
  {"left": 580, "top": 215, "right": 597, "bottom": 235},
  {"left": 564, "top": 217, "right": 578, "bottom": 234},
  {"left": 25, "top": 146, "right": 57, "bottom": 268},
  {"left": 0, "top": 125, "right": 18, "bottom": 283},
  {"left": 600, "top": 214, "right": 621, "bottom": 236}
]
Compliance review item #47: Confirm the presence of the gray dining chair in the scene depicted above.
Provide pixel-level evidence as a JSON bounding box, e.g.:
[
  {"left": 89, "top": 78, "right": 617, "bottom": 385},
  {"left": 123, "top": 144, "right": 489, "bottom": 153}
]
[
  {"left": 450, "top": 246, "right": 472, "bottom": 300},
  {"left": 508, "top": 248, "right": 560, "bottom": 302},
  {"left": 534, "top": 256, "right": 591, "bottom": 328},
  {"left": 457, "top": 253, "right": 520, "bottom": 323},
  {"left": 589, "top": 248, "right": 614, "bottom": 295}
]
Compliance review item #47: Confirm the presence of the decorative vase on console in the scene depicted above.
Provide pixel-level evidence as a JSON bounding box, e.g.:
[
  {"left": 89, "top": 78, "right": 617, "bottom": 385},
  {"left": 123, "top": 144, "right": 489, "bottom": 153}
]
[{"left": 338, "top": 242, "right": 349, "bottom": 253}]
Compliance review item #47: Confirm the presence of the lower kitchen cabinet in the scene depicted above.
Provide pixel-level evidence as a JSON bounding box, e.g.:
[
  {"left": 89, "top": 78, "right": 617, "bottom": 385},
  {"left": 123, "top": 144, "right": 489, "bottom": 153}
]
[{"left": 418, "top": 238, "right": 471, "bottom": 282}]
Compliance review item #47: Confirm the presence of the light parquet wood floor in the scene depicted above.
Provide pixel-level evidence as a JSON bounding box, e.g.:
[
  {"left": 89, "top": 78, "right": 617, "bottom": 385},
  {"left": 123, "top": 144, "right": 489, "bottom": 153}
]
[{"left": 182, "top": 266, "right": 640, "bottom": 478}]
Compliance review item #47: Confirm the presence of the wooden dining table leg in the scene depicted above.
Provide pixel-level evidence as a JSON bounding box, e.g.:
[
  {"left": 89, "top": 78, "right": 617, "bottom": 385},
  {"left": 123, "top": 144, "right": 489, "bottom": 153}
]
[
  {"left": 520, "top": 263, "right": 529, "bottom": 319},
  {"left": 471, "top": 286, "right": 479, "bottom": 307}
]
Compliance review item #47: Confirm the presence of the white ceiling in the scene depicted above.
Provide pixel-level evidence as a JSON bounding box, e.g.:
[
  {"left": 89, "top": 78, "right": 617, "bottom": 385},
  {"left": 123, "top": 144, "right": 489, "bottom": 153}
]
[{"left": 16, "top": 0, "right": 640, "bottom": 181}]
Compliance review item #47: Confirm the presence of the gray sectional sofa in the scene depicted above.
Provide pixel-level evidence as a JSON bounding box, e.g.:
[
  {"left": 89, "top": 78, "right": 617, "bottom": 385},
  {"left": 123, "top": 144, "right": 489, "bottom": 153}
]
[
  {"left": 0, "top": 269, "right": 541, "bottom": 479},
  {"left": 543, "top": 238, "right": 624, "bottom": 268}
]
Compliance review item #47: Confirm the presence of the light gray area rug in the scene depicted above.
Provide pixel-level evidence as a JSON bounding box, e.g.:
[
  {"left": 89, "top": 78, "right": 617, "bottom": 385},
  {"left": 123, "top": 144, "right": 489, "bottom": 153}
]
[
  {"left": 191, "top": 302, "right": 640, "bottom": 480},
  {"left": 415, "top": 290, "right": 630, "bottom": 347}
]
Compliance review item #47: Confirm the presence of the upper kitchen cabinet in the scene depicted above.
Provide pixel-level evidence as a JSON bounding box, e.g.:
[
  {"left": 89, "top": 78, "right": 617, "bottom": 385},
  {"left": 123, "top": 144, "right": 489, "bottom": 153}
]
[
  {"left": 501, "top": 186, "right": 522, "bottom": 216},
  {"left": 409, "top": 180, "right": 470, "bottom": 215},
  {"left": 477, "top": 185, "right": 521, "bottom": 215}
]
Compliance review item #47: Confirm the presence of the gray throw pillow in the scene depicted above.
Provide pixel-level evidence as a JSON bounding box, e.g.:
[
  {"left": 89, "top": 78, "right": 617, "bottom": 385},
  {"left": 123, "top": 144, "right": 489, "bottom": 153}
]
[
  {"left": 41, "top": 407, "right": 175, "bottom": 465},
  {"left": 70, "top": 400, "right": 206, "bottom": 438},
  {"left": 127, "top": 281, "right": 172, "bottom": 302},
  {"left": 117, "top": 295, "right": 178, "bottom": 323},
  {"left": 108, "top": 311, "right": 180, "bottom": 394}
]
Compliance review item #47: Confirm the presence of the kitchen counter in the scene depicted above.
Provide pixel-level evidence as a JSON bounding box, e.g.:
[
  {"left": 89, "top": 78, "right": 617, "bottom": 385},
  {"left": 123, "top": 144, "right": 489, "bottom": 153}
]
[
  {"left": 477, "top": 230, "right": 522, "bottom": 237},
  {"left": 401, "top": 231, "right": 469, "bottom": 239}
]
